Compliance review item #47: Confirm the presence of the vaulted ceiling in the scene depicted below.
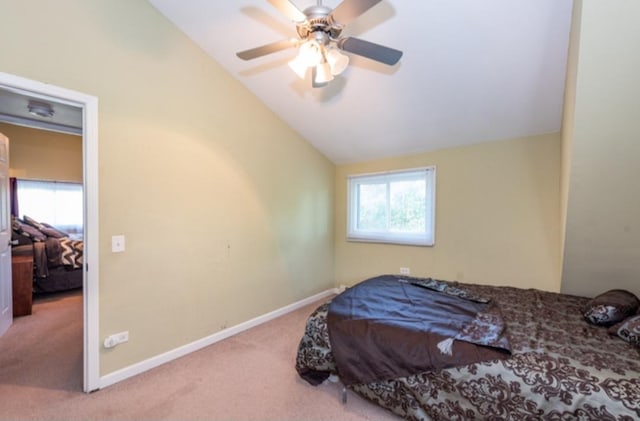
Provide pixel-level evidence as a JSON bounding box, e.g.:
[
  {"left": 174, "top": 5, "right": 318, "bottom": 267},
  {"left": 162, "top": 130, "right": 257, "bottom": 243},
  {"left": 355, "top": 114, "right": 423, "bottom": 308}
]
[
  {"left": 2, "top": 1, "right": 574, "bottom": 164},
  {"left": 148, "top": 1, "right": 573, "bottom": 164}
]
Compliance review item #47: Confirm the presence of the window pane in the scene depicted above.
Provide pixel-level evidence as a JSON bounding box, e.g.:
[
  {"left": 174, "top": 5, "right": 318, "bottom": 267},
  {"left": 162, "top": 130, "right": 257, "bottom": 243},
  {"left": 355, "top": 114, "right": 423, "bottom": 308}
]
[
  {"left": 347, "top": 167, "right": 435, "bottom": 246},
  {"left": 389, "top": 180, "right": 425, "bottom": 233},
  {"left": 357, "top": 183, "right": 387, "bottom": 231},
  {"left": 16, "top": 179, "right": 83, "bottom": 235}
]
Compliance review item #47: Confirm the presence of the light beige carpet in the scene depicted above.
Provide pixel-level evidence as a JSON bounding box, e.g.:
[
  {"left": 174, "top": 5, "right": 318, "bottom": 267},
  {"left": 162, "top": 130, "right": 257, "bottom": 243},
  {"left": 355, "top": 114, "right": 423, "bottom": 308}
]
[{"left": 0, "top": 290, "right": 399, "bottom": 420}]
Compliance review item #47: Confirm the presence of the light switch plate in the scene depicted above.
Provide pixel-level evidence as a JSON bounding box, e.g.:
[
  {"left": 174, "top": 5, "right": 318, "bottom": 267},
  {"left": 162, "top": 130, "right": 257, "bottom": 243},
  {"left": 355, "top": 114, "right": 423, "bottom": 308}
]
[{"left": 112, "top": 235, "right": 125, "bottom": 253}]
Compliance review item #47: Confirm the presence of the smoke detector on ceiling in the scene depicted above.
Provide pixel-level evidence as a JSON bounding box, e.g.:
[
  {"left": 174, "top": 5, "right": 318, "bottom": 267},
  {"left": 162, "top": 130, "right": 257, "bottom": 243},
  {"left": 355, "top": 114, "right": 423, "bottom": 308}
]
[{"left": 27, "top": 100, "right": 54, "bottom": 118}]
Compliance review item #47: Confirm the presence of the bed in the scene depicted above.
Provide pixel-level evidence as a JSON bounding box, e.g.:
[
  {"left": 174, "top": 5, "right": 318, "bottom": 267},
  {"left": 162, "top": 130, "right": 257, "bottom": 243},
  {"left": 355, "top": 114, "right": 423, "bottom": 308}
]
[
  {"left": 295, "top": 274, "right": 640, "bottom": 420},
  {"left": 11, "top": 217, "right": 84, "bottom": 293}
]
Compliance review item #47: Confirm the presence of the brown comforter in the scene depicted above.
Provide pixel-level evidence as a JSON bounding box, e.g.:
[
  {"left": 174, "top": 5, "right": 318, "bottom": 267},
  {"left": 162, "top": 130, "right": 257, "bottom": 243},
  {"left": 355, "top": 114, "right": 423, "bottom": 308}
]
[
  {"left": 295, "top": 275, "right": 640, "bottom": 420},
  {"left": 326, "top": 275, "right": 511, "bottom": 386}
]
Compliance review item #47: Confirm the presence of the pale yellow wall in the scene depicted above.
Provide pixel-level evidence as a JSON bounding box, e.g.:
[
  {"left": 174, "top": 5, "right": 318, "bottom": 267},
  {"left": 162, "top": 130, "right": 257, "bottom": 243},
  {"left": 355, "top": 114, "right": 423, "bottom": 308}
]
[
  {"left": 561, "top": 0, "right": 640, "bottom": 298},
  {"left": 0, "top": 1, "right": 335, "bottom": 375},
  {"left": 336, "top": 134, "right": 562, "bottom": 292},
  {"left": 560, "top": 0, "right": 580, "bottom": 271},
  {"left": 1, "top": 122, "right": 83, "bottom": 182}
]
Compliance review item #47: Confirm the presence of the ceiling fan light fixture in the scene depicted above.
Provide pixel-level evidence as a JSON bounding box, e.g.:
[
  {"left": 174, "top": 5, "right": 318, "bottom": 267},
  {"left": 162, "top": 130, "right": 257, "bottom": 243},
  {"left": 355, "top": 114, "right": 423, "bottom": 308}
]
[
  {"left": 298, "top": 40, "right": 323, "bottom": 67},
  {"left": 288, "top": 55, "right": 309, "bottom": 79},
  {"left": 314, "top": 61, "right": 334, "bottom": 84},
  {"left": 27, "top": 100, "right": 54, "bottom": 118},
  {"left": 326, "top": 48, "right": 349, "bottom": 76}
]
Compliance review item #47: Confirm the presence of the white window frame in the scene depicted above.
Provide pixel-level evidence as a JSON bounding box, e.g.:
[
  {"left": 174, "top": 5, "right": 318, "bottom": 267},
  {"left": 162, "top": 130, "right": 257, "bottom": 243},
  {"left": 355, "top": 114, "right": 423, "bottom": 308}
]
[{"left": 347, "top": 166, "right": 436, "bottom": 246}]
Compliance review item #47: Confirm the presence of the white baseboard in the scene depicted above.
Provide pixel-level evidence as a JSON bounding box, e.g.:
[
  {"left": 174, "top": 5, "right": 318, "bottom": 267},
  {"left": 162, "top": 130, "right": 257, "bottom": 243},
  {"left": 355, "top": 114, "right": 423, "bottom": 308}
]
[{"left": 99, "top": 287, "right": 339, "bottom": 389}]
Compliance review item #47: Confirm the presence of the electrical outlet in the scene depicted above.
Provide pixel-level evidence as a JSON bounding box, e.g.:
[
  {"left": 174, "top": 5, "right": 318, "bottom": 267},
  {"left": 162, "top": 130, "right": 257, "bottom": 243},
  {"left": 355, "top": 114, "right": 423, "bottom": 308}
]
[
  {"left": 399, "top": 267, "right": 411, "bottom": 275},
  {"left": 103, "top": 331, "right": 129, "bottom": 348},
  {"left": 114, "top": 331, "right": 129, "bottom": 343}
]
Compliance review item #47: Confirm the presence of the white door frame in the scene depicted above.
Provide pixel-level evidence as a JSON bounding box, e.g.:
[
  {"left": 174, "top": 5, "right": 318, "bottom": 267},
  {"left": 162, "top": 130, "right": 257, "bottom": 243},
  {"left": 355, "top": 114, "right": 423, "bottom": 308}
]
[
  {"left": 0, "top": 72, "right": 100, "bottom": 392},
  {"left": 0, "top": 133, "right": 11, "bottom": 337}
]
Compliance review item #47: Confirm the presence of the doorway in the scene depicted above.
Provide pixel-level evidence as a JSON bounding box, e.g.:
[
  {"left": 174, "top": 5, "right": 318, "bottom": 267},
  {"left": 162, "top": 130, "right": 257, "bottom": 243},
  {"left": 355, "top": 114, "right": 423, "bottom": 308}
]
[{"left": 0, "top": 72, "right": 99, "bottom": 392}]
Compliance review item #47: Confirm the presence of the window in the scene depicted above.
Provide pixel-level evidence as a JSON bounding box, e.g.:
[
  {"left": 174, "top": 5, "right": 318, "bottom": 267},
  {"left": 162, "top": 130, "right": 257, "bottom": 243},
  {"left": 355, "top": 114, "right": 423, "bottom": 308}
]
[
  {"left": 16, "top": 179, "right": 83, "bottom": 236},
  {"left": 347, "top": 167, "right": 435, "bottom": 246}
]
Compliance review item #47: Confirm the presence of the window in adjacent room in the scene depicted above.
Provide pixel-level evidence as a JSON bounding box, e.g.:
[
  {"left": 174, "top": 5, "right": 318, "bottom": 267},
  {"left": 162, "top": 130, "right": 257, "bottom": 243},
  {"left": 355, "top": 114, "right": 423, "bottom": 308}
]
[
  {"left": 16, "top": 179, "right": 83, "bottom": 237},
  {"left": 347, "top": 167, "right": 435, "bottom": 246}
]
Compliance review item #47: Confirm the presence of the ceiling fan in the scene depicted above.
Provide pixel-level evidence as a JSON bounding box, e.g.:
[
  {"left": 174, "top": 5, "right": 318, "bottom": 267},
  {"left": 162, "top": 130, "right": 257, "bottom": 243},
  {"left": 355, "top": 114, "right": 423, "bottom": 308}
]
[{"left": 236, "top": 0, "right": 403, "bottom": 87}]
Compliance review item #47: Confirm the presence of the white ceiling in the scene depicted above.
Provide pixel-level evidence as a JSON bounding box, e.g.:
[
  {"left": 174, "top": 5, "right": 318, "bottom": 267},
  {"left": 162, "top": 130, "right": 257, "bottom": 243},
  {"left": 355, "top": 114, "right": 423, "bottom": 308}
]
[
  {"left": 0, "top": 88, "right": 82, "bottom": 135},
  {"left": 151, "top": 0, "right": 574, "bottom": 164}
]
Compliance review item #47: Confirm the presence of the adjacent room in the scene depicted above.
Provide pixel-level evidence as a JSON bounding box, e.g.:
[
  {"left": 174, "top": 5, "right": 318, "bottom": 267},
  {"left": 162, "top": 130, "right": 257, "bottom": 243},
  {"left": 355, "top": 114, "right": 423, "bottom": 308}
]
[{"left": 0, "top": 0, "right": 639, "bottom": 419}]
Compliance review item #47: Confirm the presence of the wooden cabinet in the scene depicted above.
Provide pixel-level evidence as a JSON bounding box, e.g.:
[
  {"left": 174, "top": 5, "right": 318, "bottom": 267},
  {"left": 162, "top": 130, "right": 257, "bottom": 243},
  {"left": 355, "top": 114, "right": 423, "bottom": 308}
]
[{"left": 12, "top": 254, "right": 33, "bottom": 317}]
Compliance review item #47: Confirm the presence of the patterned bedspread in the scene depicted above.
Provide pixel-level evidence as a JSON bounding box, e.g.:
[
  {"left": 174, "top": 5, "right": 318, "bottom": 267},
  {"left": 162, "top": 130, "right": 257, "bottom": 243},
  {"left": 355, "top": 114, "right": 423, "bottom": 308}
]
[
  {"left": 295, "top": 276, "right": 640, "bottom": 420},
  {"left": 32, "top": 236, "right": 84, "bottom": 277}
]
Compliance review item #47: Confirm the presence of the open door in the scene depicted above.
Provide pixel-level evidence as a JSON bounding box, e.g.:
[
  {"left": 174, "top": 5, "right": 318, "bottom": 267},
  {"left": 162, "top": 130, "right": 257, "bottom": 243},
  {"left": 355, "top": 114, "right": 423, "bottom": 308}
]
[{"left": 0, "top": 132, "right": 12, "bottom": 336}]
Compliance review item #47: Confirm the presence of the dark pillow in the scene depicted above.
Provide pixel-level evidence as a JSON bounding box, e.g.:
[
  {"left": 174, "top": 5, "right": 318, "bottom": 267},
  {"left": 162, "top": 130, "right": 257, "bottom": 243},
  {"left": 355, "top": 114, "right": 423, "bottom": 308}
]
[
  {"left": 609, "top": 315, "right": 640, "bottom": 346},
  {"left": 12, "top": 218, "right": 46, "bottom": 242},
  {"left": 40, "top": 222, "right": 69, "bottom": 238},
  {"left": 583, "top": 289, "right": 640, "bottom": 326},
  {"left": 22, "top": 215, "right": 45, "bottom": 231},
  {"left": 11, "top": 229, "right": 33, "bottom": 246}
]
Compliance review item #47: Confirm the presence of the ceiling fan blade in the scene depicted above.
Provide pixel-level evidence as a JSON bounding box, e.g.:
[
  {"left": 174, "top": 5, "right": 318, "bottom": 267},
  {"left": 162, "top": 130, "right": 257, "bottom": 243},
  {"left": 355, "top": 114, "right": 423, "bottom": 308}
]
[
  {"left": 330, "top": 0, "right": 383, "bottom": 26},
  {"left": 338, "top": 37, "right": 403, "bottom": 65},
  {"left": 236, "top": 39, "right": 298, "bottom": 60},
  {"left": 266, "top": 0, "right": 307, "bottom": 23}
]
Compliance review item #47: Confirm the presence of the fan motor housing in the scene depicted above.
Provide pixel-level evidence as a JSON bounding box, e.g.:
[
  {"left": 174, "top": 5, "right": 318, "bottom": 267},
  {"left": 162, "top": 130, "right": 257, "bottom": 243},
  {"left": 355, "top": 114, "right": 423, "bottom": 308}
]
[{"left": 297, "top": 5, "right": 343, "bottom": 41}]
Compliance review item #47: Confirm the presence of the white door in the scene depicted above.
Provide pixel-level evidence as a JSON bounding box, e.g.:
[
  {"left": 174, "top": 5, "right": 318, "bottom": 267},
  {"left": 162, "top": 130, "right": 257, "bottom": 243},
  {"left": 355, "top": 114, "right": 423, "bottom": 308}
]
[{"left": 0, "top": 133, "right": 12, "bottom": 336}]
